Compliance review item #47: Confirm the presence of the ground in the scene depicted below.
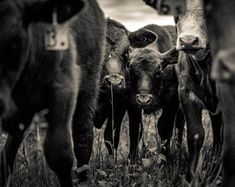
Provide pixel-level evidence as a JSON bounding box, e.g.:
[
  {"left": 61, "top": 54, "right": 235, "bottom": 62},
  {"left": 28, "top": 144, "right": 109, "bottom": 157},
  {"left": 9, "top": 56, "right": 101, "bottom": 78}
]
[{"left": 0, "top": 110, "right": 222, "bottom": 187}]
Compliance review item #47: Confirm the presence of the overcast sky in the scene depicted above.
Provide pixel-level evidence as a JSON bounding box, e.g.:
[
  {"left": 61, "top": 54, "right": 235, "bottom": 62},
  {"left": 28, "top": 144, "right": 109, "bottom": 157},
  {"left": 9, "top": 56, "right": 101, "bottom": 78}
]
[{"left": 97, "top": 0, "right": 174, "bottom": 31}]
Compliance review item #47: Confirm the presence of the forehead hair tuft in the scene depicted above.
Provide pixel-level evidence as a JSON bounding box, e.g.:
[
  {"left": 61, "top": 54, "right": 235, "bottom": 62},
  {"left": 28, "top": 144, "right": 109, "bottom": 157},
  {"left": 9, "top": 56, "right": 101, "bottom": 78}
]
[{"left": 130, "top": 48, "right": 162, "bottom": 70}]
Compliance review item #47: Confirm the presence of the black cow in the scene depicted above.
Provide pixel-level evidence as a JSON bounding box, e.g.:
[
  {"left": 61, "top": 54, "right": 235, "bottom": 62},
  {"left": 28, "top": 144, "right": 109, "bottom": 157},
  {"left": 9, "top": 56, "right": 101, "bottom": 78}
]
[
  {"left": 0, "top": 0, "right": 105, "bottom": 186},
  {"left": 128, "top": 25, "right": 180, "bottom": 157},
  {"left": 204, "top": 1, "right": 235, "bottom": 186},
  {"left": 174, "top": 0, "right": 222, "bottom": 181},
  {"left": 94, "top": 18, "right": 142, "bottom": 162}
]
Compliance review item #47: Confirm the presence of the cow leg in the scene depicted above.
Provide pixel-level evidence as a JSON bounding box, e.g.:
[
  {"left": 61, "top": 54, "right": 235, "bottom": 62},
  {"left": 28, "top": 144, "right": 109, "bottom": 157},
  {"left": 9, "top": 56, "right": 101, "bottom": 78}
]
[
  {"left": 0, "top": 115, "right": 32, "bottom": 186},
  {"left": 72, "top": 91, "right": 97, "bottom": 182},
  {"left": 44, "top": 77, "right": 78, "bottom": 187},
  {"left": 174, "top": 108, "right": 185, "bottom": 144},
  {"left": 218, "top": 82, "right": 235, "bottom": 187},
  {"left": 93, "top": 97, "right": 110, "bottom": 129},
  {"left": 179, "top": 88, "right": 204, "bottom": 181},
  {"left": 157, "top": 97, "right": 179, "bottom": 158},
  {"left": 104, "top": 100, "right": 127, "bottom": 156},
  {"left": 128, "top": 104, "right": 142, "bottom": 162},
  {"left": 210, "top": 112, "right": 223, "bottom": 153}
]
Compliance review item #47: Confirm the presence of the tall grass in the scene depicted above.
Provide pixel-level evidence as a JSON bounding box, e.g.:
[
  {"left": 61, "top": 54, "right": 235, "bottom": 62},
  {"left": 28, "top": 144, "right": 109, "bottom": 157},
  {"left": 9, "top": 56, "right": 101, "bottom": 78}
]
[{"left": 0, "top": 110, "right": 222, "bottom": 186}]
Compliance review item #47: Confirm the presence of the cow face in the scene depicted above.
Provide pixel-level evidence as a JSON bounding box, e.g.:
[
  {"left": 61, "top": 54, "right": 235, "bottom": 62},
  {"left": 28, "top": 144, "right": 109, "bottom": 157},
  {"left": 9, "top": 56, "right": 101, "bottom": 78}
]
[
  {"left": 101, "top": 19, "right": 130, "bottom": 91},
  {"left": 128, "top": 29, "right": 177, "bottom": 113},
  {"left": 175, "top": 0, "right": 208, "bottom": 57},
  {"left": 0, "top": 0, "right": 84, "bottom": 117}
]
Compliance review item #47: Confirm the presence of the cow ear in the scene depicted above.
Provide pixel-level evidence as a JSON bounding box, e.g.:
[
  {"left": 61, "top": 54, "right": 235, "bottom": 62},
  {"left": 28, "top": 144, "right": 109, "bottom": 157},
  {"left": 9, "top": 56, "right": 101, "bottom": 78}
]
[
  {"left": 129, "top": 29, "right": 158, "bottom": 48},
  {"left": 23, "top": 0, "right": 84, "bottom": 27},
  {"left": 161, "top": 47, "right": 178, "bottom": 68}
]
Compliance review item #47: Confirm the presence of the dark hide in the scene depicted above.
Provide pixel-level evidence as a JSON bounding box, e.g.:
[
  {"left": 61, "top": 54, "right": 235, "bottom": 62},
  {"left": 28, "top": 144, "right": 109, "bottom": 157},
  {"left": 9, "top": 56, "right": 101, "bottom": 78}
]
[
  {"left": 204, "top": 0, "right": 235, "bottom": 186},
  {"left": 175, "top": 0, "right": 222, "bottom": 181},
  {"left": 0, "top": 0, "right": 106, "bottom": 186},
  {"left": 128, "top": 24, "right": 183, "bottom": 159},
  {"left": 94, "top": 18, "right": 142, "bottom": 161}
]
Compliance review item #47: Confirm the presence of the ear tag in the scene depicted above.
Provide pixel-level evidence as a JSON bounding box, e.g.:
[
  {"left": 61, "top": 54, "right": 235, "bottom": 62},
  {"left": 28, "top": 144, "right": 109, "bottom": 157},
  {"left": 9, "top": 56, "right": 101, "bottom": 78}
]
[{"left": 45, "top": 10, "right": 69, "bottom": 51}]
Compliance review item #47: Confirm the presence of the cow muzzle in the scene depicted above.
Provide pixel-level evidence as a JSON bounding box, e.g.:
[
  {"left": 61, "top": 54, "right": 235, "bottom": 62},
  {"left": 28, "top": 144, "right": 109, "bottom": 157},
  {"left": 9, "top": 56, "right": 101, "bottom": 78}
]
[
  {"left": 104, "top": 74, "right": 125, "bottom": 88},
  {"left": 177, "top": 35, "right": 203, "bottom": 52},
  {"left": 136, "top": 94, "right": 153, "bottom": 106}
]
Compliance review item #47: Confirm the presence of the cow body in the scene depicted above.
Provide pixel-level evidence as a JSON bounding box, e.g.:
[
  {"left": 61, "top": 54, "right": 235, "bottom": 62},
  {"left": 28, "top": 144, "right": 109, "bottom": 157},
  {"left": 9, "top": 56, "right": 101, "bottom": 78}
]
[
  {"left": 204, "top": 1, "right": 235, "bottom": 186},
  {"left": 0, "top": 0, "right": 106, "bottom": 186},
  {"left": 175, "top": 0, "right": 222, "bottom": 180},
  {"left": 94, "top": 19, "right": 142, "bottom": 161},
  {"left": 128, "top": 24, "right": 180, "bottom": 157}
]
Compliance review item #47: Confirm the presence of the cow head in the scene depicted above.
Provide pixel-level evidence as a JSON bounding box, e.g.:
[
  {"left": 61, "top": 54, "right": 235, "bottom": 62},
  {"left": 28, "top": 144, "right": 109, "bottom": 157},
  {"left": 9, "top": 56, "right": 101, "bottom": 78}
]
[
  {"left": 0, "top": 0, "right": 84, "bottom": 117},
  {"left": 175, "top": 0, "right": 208, "bottom": 59},
  {"left": 101, "top": 18, "right": 130, "bottom": 91},
  {"left": 128, "top": 29, "right": 177, "bottom": 113}
]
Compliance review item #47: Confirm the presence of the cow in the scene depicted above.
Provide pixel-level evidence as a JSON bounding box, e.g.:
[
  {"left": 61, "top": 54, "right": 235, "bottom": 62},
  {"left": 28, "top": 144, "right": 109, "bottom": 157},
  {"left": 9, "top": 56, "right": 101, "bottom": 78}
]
[
  {"left": 204, "top": 1, "right": 235, "bottom": 186},
  {"left": 0, "top": 0, "right": 106, "bottom": 186},
  {"left": 174, "top": 0, "right": 222, "bottom": 181},
  {"left": 128, "top": 25, "right": 180, "bottom": 158},
  {"left": 142, "top": 0, "right": 223, "bottom": 181},
  {"left": 94, "top": 18, "right": 142, "bottom": 162}
]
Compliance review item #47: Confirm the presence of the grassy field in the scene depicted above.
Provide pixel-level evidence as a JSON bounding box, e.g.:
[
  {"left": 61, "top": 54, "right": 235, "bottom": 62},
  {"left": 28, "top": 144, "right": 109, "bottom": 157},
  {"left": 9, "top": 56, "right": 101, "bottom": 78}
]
[{"left": 0, "top": 110, "right": 222, "bottom": 187}]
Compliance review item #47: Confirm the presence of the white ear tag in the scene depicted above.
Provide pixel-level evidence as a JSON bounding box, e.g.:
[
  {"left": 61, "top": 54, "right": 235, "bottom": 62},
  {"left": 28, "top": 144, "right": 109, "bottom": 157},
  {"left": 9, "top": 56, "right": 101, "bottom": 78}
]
[{"left": 45, "top": 10, "right": 69, "bottom": 51}]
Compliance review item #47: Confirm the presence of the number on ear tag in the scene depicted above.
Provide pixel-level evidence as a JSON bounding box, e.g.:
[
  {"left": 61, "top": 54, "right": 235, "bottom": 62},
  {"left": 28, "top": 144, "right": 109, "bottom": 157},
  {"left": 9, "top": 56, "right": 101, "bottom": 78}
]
[{"left": 45, "top": 9, "right": 69, "bottom": 51}]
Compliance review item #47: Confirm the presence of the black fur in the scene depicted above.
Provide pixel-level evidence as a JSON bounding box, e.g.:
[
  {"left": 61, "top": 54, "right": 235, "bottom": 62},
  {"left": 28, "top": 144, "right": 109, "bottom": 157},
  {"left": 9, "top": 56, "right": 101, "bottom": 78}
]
[
  {"left": 128, "top": 24, "right": 182, "bottom": 159},
  {"left": 94, "top": 18, "right": 142, "bottom": 161},
  {"left": 0, "top": 0, "right": 106, "bottom": 186}
]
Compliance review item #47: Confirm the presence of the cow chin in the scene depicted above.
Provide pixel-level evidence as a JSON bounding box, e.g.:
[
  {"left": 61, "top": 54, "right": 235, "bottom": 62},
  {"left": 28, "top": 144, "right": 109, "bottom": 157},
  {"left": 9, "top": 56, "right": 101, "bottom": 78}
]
[
  {"left": 191, "top": 48, "right": 209, "bottom": 61},
  {"left": 139, "top": 102, "right": 161, "bottom": 115}
]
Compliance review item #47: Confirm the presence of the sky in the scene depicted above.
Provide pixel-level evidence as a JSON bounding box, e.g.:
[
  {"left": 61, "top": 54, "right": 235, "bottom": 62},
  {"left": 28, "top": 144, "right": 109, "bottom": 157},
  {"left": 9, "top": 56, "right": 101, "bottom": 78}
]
[{"left": 97, "top": 0, "right": 174, "bottom": 31}]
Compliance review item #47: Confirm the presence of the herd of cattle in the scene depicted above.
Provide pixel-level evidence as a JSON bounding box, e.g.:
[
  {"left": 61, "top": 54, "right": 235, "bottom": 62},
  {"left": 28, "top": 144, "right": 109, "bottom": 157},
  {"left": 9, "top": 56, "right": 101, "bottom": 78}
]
[{"left": 0, "top": 0, "right": 234, "bottom": 186}]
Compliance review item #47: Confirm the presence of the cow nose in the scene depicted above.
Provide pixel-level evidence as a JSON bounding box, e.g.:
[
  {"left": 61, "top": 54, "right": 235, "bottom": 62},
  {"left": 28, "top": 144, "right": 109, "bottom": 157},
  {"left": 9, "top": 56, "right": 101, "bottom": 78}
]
[
  {"left": 179, "top": 35, "right": 199, "bottom": 49},
  {"left": 136, "top": 94, "right": 153, "bottom": 106},
  {"left": 105, "top": 74, "right": 125, "bottom": 87}
]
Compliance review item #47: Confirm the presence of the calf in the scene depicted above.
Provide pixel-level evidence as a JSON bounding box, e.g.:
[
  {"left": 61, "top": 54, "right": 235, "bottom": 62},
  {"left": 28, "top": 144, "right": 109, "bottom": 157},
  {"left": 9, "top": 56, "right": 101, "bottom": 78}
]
[
  {"left": 204, "top": 1, "right": 235, "bottom": 186},
  {"left": 175, "top": 0, "right": 222, "bottom": 180},
  {"left": 94, "top": 18, "right": 142, "bottom": 161},
  {"left": 0, "top": 0, "right": 105, "bottom": 186},
  {"left": 128, "top": 25, "right": 179, "bottom": 157}
]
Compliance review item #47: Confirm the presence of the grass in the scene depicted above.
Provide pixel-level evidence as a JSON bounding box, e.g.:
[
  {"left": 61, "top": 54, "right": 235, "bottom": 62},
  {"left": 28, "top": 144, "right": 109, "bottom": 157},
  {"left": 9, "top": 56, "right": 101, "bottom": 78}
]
[{"left": 0, "top": 110, "right": 222, "bottom": 187}]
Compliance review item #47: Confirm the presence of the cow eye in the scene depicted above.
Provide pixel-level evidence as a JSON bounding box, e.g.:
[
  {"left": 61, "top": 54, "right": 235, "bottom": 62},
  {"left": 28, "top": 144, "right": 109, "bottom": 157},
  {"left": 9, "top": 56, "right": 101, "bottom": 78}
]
[{"left": 143, "top": 37, "right": 147, "bottom": 42}]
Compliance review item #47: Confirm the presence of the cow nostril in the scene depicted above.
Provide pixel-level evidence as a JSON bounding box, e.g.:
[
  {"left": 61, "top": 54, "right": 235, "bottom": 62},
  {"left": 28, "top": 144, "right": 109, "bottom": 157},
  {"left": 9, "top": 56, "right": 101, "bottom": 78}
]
[
  {"left": 145, "top": 97, "right": 151, "bottom": 104},
  {"left": 118, "top": 77, "right": 124, "bottom": 86},
  {"left": 104, "top": 76, "right": 111, "bottom": 85},
  {"left": 192, "top": 37, "right": 199, "bottom": 45}
]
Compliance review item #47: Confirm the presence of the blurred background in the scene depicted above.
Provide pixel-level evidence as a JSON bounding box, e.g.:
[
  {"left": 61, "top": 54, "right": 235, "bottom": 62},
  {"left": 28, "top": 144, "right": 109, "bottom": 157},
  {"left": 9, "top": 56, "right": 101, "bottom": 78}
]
[{"left": 98, "top": 0, "right": 174, "bottom": 31}]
